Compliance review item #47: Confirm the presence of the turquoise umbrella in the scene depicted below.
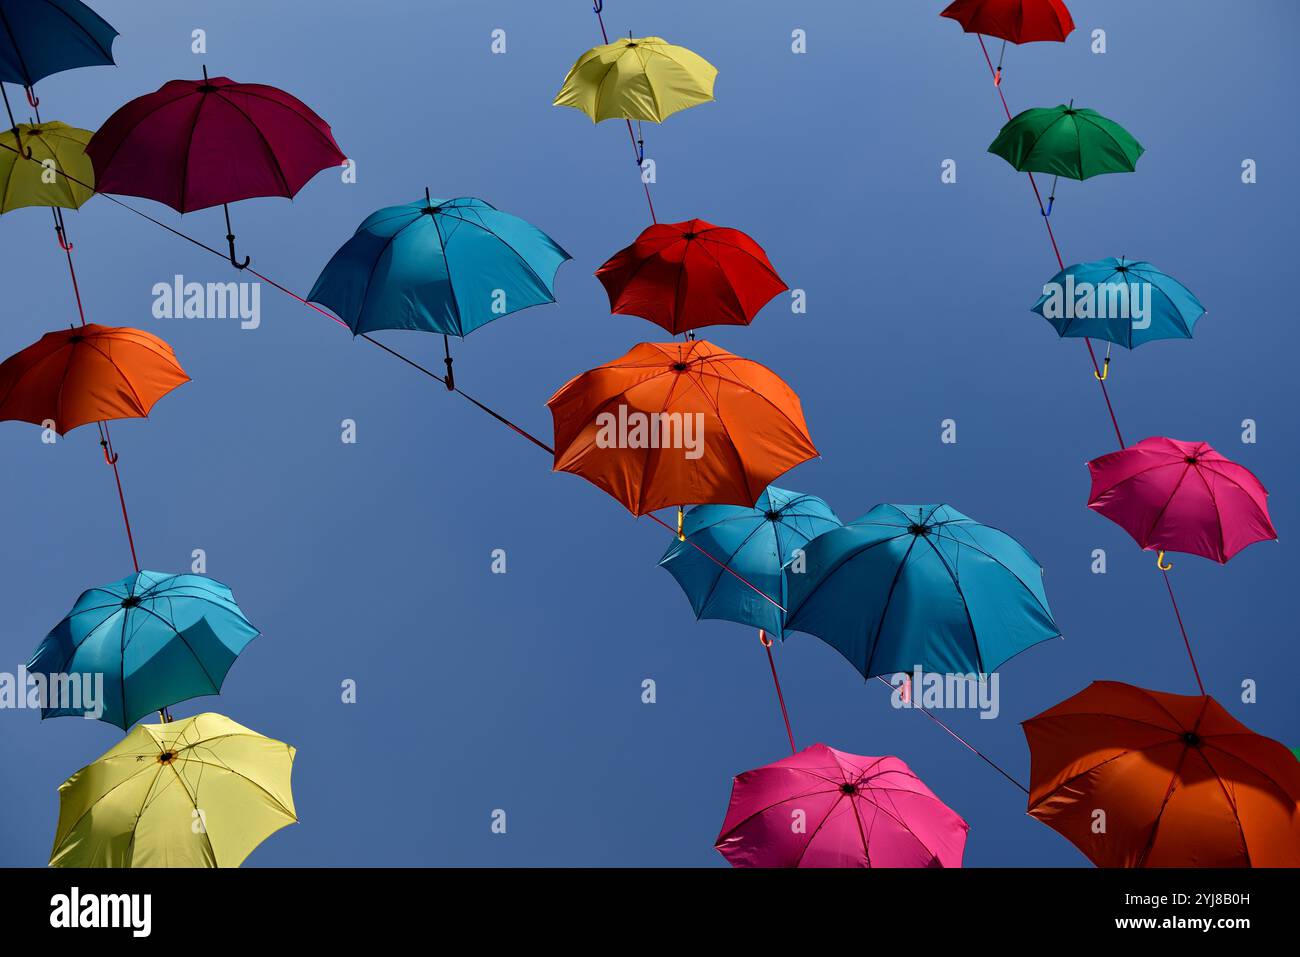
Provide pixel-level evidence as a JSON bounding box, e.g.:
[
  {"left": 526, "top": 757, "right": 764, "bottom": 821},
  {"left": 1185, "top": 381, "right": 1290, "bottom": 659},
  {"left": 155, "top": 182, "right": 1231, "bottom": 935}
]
[
  {"left": 308, "top": 193, "right": 571, "bottom": 387},
  {"left": 783, "top": 504, "right": 1059, "bottom": 678},
  {"left": 659, "top": 486, "right": 841, "bottom": 638},
  {"left": 27, "top": 570, "right": 259, "bottom": 730},
  {"left": 1032, "top": 256, "right": 1206, "bottom": 349}
]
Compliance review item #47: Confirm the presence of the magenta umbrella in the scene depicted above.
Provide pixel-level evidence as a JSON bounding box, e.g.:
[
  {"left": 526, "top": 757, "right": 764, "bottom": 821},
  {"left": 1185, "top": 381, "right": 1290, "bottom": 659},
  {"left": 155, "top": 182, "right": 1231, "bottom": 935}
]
[
  {"left": 86, "top": 68, "right": 345, "bottom": 268},
  {"left": 714, "top": 743, "right": 969, "bottom": 868},
  {"left": 1087, "top": 436, "right": 1277, "bottom": 565}
]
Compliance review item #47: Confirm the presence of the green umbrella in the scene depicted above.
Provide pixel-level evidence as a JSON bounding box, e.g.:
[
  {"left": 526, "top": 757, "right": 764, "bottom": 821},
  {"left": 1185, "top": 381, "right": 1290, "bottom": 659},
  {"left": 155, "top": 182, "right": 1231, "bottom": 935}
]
[{"left": 989, "top": 103, "right": 1144, "bottom": 180}]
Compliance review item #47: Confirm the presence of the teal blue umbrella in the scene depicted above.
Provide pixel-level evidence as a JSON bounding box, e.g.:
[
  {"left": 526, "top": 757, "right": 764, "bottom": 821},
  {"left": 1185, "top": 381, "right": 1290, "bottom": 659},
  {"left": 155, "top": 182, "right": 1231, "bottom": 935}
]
[
  {"left": 659, "top": 486, "right": 841, "bottom": 638},
  {"left": 27, "top": 571, "right": 259, "bottom": 730},
  {"left": 308, "top": 193, "right": 571, "bottom": 387},
  {"left": 783, "top": 504, "right": 1059, "bottom": 678},
  {"left": 1032, "top": 256, "right": 1206, "bottom": 349}
]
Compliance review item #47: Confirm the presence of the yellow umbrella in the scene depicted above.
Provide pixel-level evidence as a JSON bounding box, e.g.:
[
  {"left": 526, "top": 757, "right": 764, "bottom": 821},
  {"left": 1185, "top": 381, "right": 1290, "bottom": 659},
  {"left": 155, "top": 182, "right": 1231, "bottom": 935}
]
[
  {"left": 553, "top": 36, "right": 717, "bottom": 123},
  {"left": 49, "top": 712, "right": 297, "bottom": 868},
  {"left": 0, "top": 120, "right": 95, "bottom": 213}
]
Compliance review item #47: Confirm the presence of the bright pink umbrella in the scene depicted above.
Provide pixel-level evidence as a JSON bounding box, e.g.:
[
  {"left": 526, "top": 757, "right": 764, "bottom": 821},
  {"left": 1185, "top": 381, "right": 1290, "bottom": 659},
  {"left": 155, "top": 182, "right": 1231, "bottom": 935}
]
[
  {"left": 1087, "top": 436, "right": 1277, "bottom": 564},
  {"left": 714, "top": 743, "right": 968, "bottom": 868},
  {"left": 86, "top": 68, "right": 345, "bottom": 268}
]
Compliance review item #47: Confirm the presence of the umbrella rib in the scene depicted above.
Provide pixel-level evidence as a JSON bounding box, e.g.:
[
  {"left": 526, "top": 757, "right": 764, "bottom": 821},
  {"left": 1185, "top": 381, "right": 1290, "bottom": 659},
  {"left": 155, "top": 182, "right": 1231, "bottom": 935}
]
[
  {"left": 699, "top": 233, "right": 787, "bottom": 286},
  {"left": 211, "top": 92, "right": 294, "bottom": 197},
  {"left": 1190, "top": 746, "right": 1252, "bottom": 867},
  {"left": 915, "top": 533, "right": 987, "bottom": 674},
  {"left": 176, "top": 83, "right": 209, "bottom": 214},
  {"left": 782, "top": 533, "right": 907, "bottom": 625},
  {"left": 223, "top": 84, "right": 342, "bottom": 156},
  {"left": 696, "top": 353, "right": 816, "bottom": 456},
  {"left": 861, "top": 536, "right": 919, "bottom": 680},
  {"left": 52, "top": 761, "right": 159, "bottom": 861},
  {"left": 78, "top": 337, "right": 151, "bottom": 413},
  {"left": 1140, "top": 461, "right": 1194, "bottom": 551},
  {"left": 1078, "top": 114, "right": 1140, "bottom": 171},
  {"left": 692, "top": 519, "right": 774, "bottom": 620},
  {"left": 932, "top": 524, "right": 1056, "bottom": 622},
  {"left": 628, "top": 45, "right": 666, "bottom": 123},
  {"left": 171, "top": 754, "right": 296, "bottom": 820},
  {"left": 691, "top": 238, "right": 756, "bottom": 323},
  {"left": 41, "top": 0, "right": 117, "bottom": 62},
  {"left": 438, "top": 209, "right": 566, "bottom": 296}
]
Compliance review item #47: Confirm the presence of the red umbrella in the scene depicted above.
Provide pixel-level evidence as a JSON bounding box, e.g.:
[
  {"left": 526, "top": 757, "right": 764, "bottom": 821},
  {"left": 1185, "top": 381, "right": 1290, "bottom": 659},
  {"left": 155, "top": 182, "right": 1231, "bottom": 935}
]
[
  {"left": 86, "top": 68, "right": 345, "bottom": 267},
  {"left": 1087, "top": 436, "right": 1277, "bottom": 565},
  {"left": 1025, "top": 681, "right": 1300, "bottom": 867},
  {"left": 715, "top": 744, "right": 969, "bottom": 868},
  {"left": 940, "top": 0, "right": 1075, "bottom": 44},
  {"left": 594, "top": 218, "right": 786, "bottom": 335}
]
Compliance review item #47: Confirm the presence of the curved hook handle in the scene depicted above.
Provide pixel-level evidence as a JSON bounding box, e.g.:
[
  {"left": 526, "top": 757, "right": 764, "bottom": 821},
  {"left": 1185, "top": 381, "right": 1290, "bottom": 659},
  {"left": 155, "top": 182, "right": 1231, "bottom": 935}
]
[
  {"left": 676, "top": 506, "right": 685, "bottom": 541},
  {"left": 1157, "top": 550, "right": 1173, "bottom": 571},
  {"left": 55, "top": 226, "right": 73, "bottom": 252},
  {"left": 100, "top": 440, "right": 118, "bottom": 466},
  {"left": 226, "top": 232, "right": 251, "bottom": 270},
  {"left": 758, "top": 629, "right": 773, "bottom": 648},
  {"left": 993, "top": 66, "right": 1002, "bottom": 87},
  {"left": 1094, "top": 356, "right": 1110, "bottom": 381},
  {"left": 24, "top": 86, "right": 39, "bottom": 109},
  {"left": 593, "top": 0, "right": 603, "bottom": 11},
  {"left": 1041, "top": 196, "right": 1055, "bottom": 217}
]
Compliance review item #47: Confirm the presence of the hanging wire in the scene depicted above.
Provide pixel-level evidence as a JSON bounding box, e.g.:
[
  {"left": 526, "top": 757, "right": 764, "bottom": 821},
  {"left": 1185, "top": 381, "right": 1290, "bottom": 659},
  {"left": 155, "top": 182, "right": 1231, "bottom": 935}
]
[{"left": 966, "top": 36, "right": 1207, "bottom": 694}]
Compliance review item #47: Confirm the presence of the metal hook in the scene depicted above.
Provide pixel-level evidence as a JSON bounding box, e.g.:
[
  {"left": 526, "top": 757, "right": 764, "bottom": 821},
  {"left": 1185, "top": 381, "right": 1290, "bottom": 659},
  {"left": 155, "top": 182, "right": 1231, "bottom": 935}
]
[{"left": 1157, "top": 550, "right": 1173, "bottom": 571}]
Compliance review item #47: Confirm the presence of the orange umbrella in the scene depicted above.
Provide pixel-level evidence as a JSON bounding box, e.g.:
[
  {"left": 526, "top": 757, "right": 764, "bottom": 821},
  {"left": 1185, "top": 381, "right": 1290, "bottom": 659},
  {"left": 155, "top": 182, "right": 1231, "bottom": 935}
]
[
  {"left": 547, "top": 340, "right": 817, "bottom": 515},
  {"left": 0, "top": 324, "right": 189, "bottom": 435},
  {"left": 1024, "top": 681, "right": 1300, "bottom": 867}
]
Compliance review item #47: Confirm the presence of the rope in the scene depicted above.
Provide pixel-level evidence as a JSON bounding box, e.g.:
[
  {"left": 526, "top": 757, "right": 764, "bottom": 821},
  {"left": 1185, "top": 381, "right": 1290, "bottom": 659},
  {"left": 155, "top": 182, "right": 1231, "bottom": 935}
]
[
  {"left": 0, "top": 87, "right": 1025, "bottom": 790},
  {"left": 967, "top": 36, "right": 1204, "bottom": 692},
  {"left": 591, "top": 3, "right": 657, "bottom": 223}
]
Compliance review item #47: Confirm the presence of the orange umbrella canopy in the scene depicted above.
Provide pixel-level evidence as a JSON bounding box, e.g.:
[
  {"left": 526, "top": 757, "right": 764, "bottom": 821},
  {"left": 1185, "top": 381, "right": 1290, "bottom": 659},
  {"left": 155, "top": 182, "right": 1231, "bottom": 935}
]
[
  {"left": 1024, "top": 681, "right": 1300, "bottom": 867},
  {"left": 0, "top": 324, "right": 189, "bottom": 435},
  {"left": 547, "top": 340, "right": 817, "bottom": 515}
]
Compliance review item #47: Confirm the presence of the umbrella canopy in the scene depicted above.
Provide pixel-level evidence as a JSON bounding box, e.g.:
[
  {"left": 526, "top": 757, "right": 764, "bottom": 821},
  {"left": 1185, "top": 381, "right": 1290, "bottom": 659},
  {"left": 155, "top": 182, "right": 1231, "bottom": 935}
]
[
  {"left": 308, "top": 196, "right": 571, "bottom": 338},
  {"left": 50, "top": 712, "right": 297, "bottom": 868},
  {"left": 715, "top": 743, "right": 969, "bottom": 868},
  {"left": 548, "top": 340, "right": 818, "bottom": 516},
  {"left": 989, "top": 104, "right": 1144, "bottom": 179},
  {"left": 28, "top": 570, "right": 260, "bottom": 730},
  {"left": 0, "top": 0, "right": 117, "bottom": 87},
  {"left": 554, "top": 36, "right": 717, "bottom": 123},
  {"left": 1087, "top": 436, "right": 1276, "bottom": 564},
  {"left": 660, "top": 486, "right": 840, "bottom": 637},
  {"left": 784, "top": 504, "right": 1059, "bottom": 678},
  {"left": 940, "top": 0, "right": 1075, "bottom": 44},
  {"left": 0, "top": 323, "right": 189, "bottom": 435},
  {"left": 85, "top": 75, "right": 345, "bottom": 213},
  {"left": 1032, "top": 256, "right": 1206, "bottom": 349},
  {"left": 595, "top": 218, "right": 787, "bottom": 335},
  {"left": 1024, "top": 681, "right": 1300, "bottom": 867},
  {"left": 0, "top": 120, "right": 95, "bottom": 212}
]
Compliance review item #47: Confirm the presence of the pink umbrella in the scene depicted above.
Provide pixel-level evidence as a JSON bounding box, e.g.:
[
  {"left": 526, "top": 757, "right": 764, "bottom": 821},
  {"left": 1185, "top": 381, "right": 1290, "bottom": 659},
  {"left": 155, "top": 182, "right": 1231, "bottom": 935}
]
[
  {"left": 86, "top": 68, "right": 345, "bottom": 268},
  {"left": 714, "top": 743, "right": 969, "bottom": 868},
  {"left": 1087, "top": 436, "right": 1277, "bottom": 565}
]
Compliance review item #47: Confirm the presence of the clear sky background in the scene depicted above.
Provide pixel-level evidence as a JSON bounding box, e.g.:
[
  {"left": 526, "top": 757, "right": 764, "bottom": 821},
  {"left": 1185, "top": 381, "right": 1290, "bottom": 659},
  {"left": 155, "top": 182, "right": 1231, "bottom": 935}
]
[{"left": 1, "top": 0, "right": 1296, "bottom": 866}]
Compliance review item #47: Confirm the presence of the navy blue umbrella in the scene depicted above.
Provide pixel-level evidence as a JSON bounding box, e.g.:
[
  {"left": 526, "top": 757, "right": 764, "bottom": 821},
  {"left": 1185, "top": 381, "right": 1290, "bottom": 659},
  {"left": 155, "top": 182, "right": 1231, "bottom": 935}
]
[{"left": 0, "top": 0, "right": 117, "bottom": 88}]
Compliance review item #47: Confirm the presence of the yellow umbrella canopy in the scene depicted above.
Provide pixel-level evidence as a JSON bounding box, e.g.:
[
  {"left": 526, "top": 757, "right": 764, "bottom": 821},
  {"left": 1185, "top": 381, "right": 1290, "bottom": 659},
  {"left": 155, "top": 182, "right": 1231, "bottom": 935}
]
[
  {"left": 49, "top": 712, "right": 297, "bottom": 868},
  {"left": 553, "top": 36, "right": 717, "bottom": 123},
  {"left": 0, "top": 120, "right": 95, "bottom": 213}
]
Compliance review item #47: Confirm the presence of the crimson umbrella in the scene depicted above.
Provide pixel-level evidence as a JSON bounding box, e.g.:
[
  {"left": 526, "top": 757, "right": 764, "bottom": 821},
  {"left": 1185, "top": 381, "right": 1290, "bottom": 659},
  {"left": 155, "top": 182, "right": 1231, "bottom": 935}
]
[
  {"left": 1087, "top": 436, "right": 1277, "bottom": 565},
  {"left": 86, "top": 68, "right": 345, "bottom": 268},
  {"left": 940, "top": 0, "right": 1075, "bottom": 44},
  {"left": 715, "top": 744, "right": 969, "bottom": 868},
  {"left": 595, "top": 218, "right": 786, "bottom": 334}
]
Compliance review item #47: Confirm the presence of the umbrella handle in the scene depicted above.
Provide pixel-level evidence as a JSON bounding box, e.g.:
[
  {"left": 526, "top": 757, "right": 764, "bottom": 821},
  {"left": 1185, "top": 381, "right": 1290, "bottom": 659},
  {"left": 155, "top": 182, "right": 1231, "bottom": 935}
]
[
  {"left": 676, "top": 507, "right": 685, "bottom": 541},
  {"left": 593, "top": 0, "right": 603, "bottom": 12},
  {"left": 758, "top": 629, "right": 773, "bottom": 648},
  {"left": 100, "top": 439, "right": 118, "bottom": 465},
  {"left": 24, "top": 86, "right": 38, "bottom": 109},
  {"left": 442, "top": 335, "right": 455, "bottom": 391},
  {"left": 993, "top": 66, "right": 1002, "bottom": 87},
  {"left": 1093, "top": 356, "right": 1109, "bottom": 381},
  {"left": 226, "top": 232, "right": 251, "bottom": 270},
  {"left": 1157, "top": 550, "right": 1173, "bottom": 571}
]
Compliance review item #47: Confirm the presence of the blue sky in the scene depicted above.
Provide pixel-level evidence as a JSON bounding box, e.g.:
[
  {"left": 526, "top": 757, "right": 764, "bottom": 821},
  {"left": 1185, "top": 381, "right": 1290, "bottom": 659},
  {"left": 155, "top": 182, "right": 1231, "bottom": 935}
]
[{"left": 1, "top": 0, "right": 1295, "bottom": 866}]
